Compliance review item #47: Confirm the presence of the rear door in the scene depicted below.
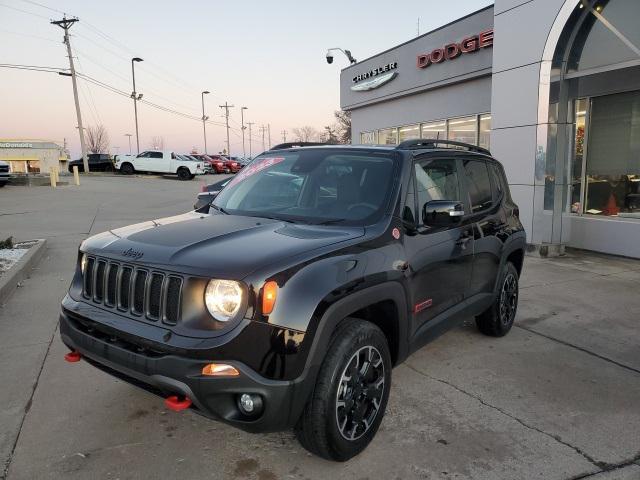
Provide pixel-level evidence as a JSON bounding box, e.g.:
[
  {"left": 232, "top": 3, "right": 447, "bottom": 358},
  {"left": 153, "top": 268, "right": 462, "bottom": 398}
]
[
  {"left": 462, "top": 157, "right": 507, "bottom": 297},
  {"left": 147, "top": 151, "right": 169, "bottom": 173},
  {"left": 403, "top": 155, "right": 474, "bottom": 335}
]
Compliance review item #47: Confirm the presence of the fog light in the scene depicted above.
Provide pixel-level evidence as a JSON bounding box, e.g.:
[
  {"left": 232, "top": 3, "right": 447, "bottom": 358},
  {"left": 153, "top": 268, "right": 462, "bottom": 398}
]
[
  {"left": 237, "top": 393, "right": 263, "bottom": 416},
  {"left": 202, "top": 363, "right": 239, "bottom": 377},
  {"left": 239, "top": 394, "right": 254, "bottom": 413}
]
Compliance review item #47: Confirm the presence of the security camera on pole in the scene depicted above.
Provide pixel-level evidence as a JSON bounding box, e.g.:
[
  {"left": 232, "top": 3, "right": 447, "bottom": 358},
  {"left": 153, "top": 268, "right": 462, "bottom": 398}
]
[{"left": 325, "top": 48, "right": 357, "bottom": 65}]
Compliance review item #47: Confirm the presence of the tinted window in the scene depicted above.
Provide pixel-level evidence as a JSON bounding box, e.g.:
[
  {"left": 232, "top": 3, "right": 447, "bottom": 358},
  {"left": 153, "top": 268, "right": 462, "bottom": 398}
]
[
  {"left": 213, "top": 150, "right": 397, "bottom": 226},
  {"left": 463, "top": 159, "right": 492, "bottom": 212},
  {"left": 149, "top": 151, "right": 163, "bottom": 159},
  {"left": 415, "top": 158, "right": 460, "bottom": 224},
  {"left": 488, "top": 162, "right": 503, "bottom": 201},
  {"left": 403, "top": 175, "right": 416, "bottom": 225},
  {"left": 137, "top": 151, "right": 149, "bottom": 158}
]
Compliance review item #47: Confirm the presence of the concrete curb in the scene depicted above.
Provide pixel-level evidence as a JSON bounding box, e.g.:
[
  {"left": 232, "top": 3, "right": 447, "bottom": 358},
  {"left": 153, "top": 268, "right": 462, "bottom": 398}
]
[{"left": 0, "top": 239, "right": 47, "bottom": 306}]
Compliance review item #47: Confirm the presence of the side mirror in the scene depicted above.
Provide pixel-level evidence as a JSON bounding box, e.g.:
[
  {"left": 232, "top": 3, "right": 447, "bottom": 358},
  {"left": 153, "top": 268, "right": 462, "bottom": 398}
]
[{"left": 423, "top": 200, "right": 464, "bottom": 227}]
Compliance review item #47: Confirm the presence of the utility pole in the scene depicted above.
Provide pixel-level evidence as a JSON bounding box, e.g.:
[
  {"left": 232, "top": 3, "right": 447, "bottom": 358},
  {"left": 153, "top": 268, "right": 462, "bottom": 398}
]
[
  {"left": 246, "top": 122, "right": 254, "bottom": 158},
  {"left": 124, "top": 134, "right": 132, "bottom": 155},
  {"left": 240, "top": 107, "right": 248, "bottom": 159},
  {"left": 219, "top": 102, "right": 234, "bottom": 155},
  {"left": 260, "top": 125, "right": 266, "bottom": 152},
  {"left": 131, "top": 57, "right": 143, "bottom": 154},
  {"left": 52, "top": 16, "right": 89, "bottom": 173},
  {"left": 267, "top": 124, "right": 271, "bottom": 149},
  {"left": 201, "top": 90, "right": 210, "bottom": 154},
  {"left": 281, "top": 130, "right": 287, "bottom": 143}
]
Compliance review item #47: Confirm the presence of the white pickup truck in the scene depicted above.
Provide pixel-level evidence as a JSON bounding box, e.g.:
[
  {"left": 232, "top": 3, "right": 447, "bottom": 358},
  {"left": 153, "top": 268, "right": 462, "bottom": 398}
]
[{"left": 115, "top": 150, "right": 204, "bottom": 180}]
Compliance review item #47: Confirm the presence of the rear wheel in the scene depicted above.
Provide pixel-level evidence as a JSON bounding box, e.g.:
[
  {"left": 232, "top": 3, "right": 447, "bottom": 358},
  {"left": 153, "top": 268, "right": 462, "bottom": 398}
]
[
  {"left": 0, "top": 182, "right": 6, "bottom": 188},
  {"left": 295, "top": 319, "right": 391, "bottom": 461},
  {"left": 177, "top": 167, "right": 191, "bottom": 180},
  {"left": 120, "top": 163, "right": 134, "bottom": 175},
  {"left": 476, "top": 262, "right": 519, "bottom": 337}
]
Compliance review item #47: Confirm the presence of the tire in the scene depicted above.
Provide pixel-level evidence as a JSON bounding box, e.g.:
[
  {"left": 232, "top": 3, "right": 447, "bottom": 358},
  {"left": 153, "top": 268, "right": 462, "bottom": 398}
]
[
  {"left": 476, "top": 262, "right": 519, "bottom": 337},
  {"left": 177, "top": 168, "right": 191, "bottom": 181},
  {"left": 120, "top": 163, "right": 134, "bottom": 175},
  {"left": 295, "top": 318, "right": 392, "bottom": 461},
  {"left": 224, "top": 168, "right": 231, "bottom": 174},
  {"left": 0, "top": 182, "right": 6, "bottom": 188}
]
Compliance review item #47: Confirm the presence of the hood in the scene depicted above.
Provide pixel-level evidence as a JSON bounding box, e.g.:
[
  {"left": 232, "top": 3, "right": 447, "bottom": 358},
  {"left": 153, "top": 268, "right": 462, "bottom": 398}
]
[{"left": 82, "top": 212, "right": 364, "bottom": 279}]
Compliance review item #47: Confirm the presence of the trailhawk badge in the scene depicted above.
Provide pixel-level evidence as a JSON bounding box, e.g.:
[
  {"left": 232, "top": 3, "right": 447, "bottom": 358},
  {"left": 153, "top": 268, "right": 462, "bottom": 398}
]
[{"left": 351, "top": 62, "right": 398, "bottom": 91}]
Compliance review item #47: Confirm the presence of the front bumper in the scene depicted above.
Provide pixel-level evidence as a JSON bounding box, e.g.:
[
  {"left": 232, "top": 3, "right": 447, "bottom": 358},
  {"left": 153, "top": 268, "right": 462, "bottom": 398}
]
[{"left": 59, "top": 306, "right": 309, "bottom": 433}]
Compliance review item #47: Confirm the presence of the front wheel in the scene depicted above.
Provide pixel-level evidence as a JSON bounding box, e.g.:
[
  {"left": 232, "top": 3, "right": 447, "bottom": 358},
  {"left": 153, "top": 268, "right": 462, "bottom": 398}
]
[
  {"left": 476, "top": 262, "right": 519, "bottom": 337},
  {"left": 177, "top": 168, "right": 191, "bottom": 180},
  {"left": 295, "top": 319, "right": 391, "bottom": 461},
  {"left": 120, "top": 163, "right": 134, "bottom": 175}
]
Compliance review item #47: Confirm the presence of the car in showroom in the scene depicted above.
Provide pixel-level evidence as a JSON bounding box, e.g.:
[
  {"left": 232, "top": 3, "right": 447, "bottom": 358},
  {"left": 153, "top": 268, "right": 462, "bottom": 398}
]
[
  {"left": 59, "top": 140, "right": 525, "bottom": 461},
  {"left": 0, "top": 160, "right": 10, "bottom": 187},
  {"left": 68, "top": 153, "right": 115, "bottom": 173}
]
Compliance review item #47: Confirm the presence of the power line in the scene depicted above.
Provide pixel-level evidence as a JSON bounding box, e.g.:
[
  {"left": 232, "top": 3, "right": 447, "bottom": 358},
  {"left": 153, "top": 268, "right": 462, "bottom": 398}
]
[
  {"left": 18, "top": 0, "right": 65, "bottom": 15},
  {"left": 0, "top": 2, "right": 50, "bottom": 20},
  {"left": 0, "top": 63, "right": 67, "bottom": 73}
]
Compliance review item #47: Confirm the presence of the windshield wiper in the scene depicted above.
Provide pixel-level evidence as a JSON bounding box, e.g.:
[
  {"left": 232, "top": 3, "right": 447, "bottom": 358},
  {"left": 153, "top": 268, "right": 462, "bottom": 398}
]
[
  {"left": 210, "top": 204, "right": 229, "bottom": 215},
  {"left": 315, "top": 218, "right": 347, "bottom": 225}
]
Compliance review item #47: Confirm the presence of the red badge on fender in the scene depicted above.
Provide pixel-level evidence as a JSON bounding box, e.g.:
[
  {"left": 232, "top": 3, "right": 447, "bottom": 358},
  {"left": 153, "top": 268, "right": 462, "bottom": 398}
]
[{"left": 392, "top": 228, "right": 401, "bottom": 240}]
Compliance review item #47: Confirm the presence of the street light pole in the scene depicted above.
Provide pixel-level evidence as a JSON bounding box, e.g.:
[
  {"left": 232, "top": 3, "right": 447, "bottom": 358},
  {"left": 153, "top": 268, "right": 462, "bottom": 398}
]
[
  {"left": 131, "top": 57, "right": 143, "bottom": 154},
  {"left": 124, "top": 134, "right": 132, "bottom": 155},
  {"left": 219, "top": 102, "right": 234, "bottom": 156},
  {"left": 201, "top": 91, "right": 210, "bottom": 154},
  {"left": 241, "top": 107, "right": 248, "bottom": 159}
]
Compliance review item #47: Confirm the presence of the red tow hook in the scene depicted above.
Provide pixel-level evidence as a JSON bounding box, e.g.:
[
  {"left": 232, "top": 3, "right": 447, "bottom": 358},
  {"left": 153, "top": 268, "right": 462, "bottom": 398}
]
[
  {"left": 165, "top": 395, "right": 192, "bottom": 412},
  {"left": 64, "top": 351, "right": 82, "bottom": 363}
]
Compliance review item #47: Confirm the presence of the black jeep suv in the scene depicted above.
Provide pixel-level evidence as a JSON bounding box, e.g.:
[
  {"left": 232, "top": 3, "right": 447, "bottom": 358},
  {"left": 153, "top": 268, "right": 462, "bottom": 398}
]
[{"left": 59, "top": 140, "right": 525, "bottom": 461}]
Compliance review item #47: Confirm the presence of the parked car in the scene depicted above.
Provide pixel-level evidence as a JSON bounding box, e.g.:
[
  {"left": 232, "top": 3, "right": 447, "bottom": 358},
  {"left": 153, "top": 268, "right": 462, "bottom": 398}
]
[
  {"left": 59, "top": 140, "right": 525, "bottom": 461},
  {"left": 68, "top": 153, "right": 114, "bottom": 173},
  {"left": 206, "top": 155, "right": 240, "bottom": 174},
  {"left": 194, "top": 177, "right": 230, "bottom": 209},
  {"left": 0, "top": 160, "right": 9, "bottom": 187},
  {"left": 114, "top": 150, "right": 205, "bottom": 180}
]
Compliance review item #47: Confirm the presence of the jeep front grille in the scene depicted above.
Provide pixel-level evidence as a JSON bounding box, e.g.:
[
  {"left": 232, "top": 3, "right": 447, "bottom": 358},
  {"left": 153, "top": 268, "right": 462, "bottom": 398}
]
[{"left": 82, "top": 256, "right": 182, "bottom": 324}]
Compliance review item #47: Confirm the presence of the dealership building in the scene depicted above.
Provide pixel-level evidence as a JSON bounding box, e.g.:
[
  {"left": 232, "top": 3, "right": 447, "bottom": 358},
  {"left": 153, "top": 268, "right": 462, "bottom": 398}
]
[
  {"left": 340, "top": 0, "right": 640, "bottom": 258},
  {"left": 0, "top": 139, "right": 69, "bottom": 175}
]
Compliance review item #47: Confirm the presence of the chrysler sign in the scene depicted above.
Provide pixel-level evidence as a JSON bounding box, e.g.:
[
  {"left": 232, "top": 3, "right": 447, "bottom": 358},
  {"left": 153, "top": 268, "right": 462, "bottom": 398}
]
[
  {"left": 351, "top": 62, "right": 398, "bottom": 91},
  {"left": 416, "top": 29, "right": 493, "bottom": 69}
]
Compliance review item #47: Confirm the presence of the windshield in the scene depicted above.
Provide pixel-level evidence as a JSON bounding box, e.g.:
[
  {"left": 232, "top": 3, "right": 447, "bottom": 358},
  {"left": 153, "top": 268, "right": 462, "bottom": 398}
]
[{"left": 212, "top": 149, "right": 398, "bottom": 225}]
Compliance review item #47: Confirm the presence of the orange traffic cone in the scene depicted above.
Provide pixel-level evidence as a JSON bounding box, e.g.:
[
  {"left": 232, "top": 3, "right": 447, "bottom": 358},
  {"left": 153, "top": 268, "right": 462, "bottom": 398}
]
[{"left": 603, "top": 193, "right": 619, "bottom": 216}]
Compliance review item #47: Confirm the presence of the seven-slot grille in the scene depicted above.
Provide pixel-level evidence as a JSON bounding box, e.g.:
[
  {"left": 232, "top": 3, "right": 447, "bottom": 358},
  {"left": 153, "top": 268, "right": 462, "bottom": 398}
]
[{"left": 82, "top": 256, "right": 182, "bottom": 324}]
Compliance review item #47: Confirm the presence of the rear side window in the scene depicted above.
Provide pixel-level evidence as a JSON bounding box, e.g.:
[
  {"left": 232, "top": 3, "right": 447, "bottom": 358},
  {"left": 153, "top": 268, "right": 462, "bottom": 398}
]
[
  {"left": 463, "top": 159, "right": 492, "bottom": 213},
  {"left": 149, "top": 151, "right": 163, "bottom": 159},
  {"left": 488, "top": 161, "right": 506, "bottom": 201}
]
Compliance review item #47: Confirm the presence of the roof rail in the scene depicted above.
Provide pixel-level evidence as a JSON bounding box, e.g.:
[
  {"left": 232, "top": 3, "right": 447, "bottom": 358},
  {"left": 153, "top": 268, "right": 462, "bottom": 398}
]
[
  {"left": 396, "top": 139, "right": 490, "bottom": 155},
  {"left": 270, "top": 142, "right": 329, "bottom": 150}
]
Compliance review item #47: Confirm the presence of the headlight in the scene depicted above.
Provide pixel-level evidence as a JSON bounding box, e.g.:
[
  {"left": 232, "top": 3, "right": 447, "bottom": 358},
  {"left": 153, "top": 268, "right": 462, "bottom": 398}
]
[
  {"left": 80, "top": 253, "right": 88, "bottom": 275},
  {"left": 204, "top": 279, "right": 243, "bottom": 321}
]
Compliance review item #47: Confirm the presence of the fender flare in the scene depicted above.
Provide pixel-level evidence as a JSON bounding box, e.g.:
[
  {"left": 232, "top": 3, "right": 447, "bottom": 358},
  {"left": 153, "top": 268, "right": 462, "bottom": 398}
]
[
  {"left": 305, "top": 280, "right": 409, "bottom": 374},
  {"left": 493, "top": 232, "right": 526, "bottom": 294},
  {"left": 285, "top": 280, "right": 409, "bottom": 427}
]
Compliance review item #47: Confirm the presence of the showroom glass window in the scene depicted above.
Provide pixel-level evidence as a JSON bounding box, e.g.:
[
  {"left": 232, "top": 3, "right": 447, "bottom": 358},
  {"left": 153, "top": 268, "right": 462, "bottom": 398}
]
[
  {"left": 378, "top": 128, "right": 398, "bottom": 145},
  {"left": 478, "top": 114, "right": 491, "bottom": 150},
  {"left": 448, "top": 116, "right": 477, "bottom": 146},
  {"left": 360, "top": 131, "right": 377, "bottom": 145},
  {"left": 421, "top": 120, "right": 446, "bottom": 141},
  {"left": 584, "top": 90, "right": 640, "bottom": 216},
  {"left": 399, "top": 124, "right": 420, "bottom": 142}
]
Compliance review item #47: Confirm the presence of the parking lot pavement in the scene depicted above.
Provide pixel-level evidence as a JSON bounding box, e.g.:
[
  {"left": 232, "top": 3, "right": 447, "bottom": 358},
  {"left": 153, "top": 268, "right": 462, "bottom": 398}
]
[{"left": 1, "top": 177, "right": 639, "bottom": 479}]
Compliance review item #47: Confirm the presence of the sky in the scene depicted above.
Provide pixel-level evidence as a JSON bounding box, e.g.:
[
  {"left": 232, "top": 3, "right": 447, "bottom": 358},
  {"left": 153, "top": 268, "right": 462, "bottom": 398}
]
[{"left": 0, "top": 0, "right": 492, "bottom": 158}]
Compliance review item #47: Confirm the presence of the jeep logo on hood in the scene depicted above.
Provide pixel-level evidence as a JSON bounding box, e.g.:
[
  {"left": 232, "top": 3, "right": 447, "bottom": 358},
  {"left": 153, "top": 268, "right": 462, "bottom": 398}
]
[{"left": 122, "top": 248, "right": 144, "bottom": 260}]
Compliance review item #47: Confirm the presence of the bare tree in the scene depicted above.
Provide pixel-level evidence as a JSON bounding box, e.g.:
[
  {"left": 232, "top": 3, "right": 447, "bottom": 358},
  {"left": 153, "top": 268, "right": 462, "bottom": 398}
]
[
  {"left": 85, "top": 124, "right": 110, "bottom": 154},
  {"left": 292, "top": 126, "right": 320, "bottom": 142},
  {"left": 334, "top": 110, "right": 351, "bottom": 144},
  {"left": 149, "top": 136, "right": 165, "bottom": 150}
]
